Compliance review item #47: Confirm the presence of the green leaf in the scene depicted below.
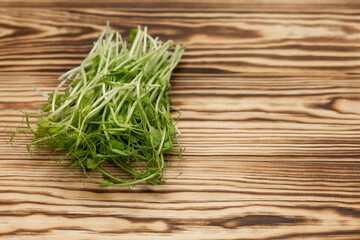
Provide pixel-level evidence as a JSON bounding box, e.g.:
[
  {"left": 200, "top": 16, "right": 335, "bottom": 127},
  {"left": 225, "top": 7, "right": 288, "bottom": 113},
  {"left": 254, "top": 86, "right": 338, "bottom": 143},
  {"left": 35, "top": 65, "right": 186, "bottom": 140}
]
[
  {"left": 128, "top": 28, "right": 138, "bottom": 43},
  {"left": 86, "top": 158, "right": 96, "bottom": 169},
  {"left": 42, "top": 104, "right": 52, "bottom": 112},
  {"left": 100, "top": 180, "right": 112, "bottom": 187},
  {"left": 109, "top": 139, "right": 125, "bottom": 150},
  {"left": 92, "top": 55, "right": 100, "bottom": 66},
  {"left": 151, "top": 127, "right": 162, "bottom": 146}
]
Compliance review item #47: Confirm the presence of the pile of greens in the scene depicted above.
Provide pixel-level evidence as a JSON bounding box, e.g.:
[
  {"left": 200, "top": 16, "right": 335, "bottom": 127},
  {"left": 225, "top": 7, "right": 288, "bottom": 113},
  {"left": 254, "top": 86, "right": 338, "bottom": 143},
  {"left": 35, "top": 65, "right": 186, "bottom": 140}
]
[{"left": 13, "top": 24, "right": 185, "bottom": 187}]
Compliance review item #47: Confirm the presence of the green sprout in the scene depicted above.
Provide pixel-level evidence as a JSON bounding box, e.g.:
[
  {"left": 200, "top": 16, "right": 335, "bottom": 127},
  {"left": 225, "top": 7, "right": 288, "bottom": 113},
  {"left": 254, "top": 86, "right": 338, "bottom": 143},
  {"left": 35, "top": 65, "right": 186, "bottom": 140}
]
[{"left": 11, "top": 23, "right": 185, "bottom": 187}]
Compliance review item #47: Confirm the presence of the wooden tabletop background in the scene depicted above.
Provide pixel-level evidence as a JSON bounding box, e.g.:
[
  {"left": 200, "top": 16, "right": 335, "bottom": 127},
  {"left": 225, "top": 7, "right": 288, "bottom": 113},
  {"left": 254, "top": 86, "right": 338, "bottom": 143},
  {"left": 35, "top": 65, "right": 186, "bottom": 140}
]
[{"left": 1, "top": 0, "right": 360, "bottom": 239}]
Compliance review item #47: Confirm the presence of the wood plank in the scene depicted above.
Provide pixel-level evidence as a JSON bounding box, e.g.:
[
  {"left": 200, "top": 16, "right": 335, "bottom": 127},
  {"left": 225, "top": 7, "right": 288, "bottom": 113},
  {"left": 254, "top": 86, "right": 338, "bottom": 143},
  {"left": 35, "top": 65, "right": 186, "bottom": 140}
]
[
  {"left": 0, "top": 2, "right": 360, "bottom": 240},
  {"left": 0, "top": 8, "right": 360, "bottom": 75},
  {"left": 3, "top": 75, "right": 360, "bottom": 159},
  {"left": 0, "top": 0, "right": 360, "bottom": 10}
]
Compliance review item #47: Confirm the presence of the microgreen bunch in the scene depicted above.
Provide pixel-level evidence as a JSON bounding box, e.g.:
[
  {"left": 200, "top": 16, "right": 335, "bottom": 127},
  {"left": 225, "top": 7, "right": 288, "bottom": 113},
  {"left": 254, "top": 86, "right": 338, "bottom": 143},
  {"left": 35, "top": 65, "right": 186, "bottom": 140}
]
[{"left": 12, "top": 23, "right": 185, "bottom": 187}]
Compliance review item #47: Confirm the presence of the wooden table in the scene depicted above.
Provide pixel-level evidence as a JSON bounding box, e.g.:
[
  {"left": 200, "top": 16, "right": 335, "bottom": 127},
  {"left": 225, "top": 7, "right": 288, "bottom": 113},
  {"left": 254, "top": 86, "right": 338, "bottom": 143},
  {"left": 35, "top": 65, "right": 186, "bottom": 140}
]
[{"left": 1, "top": 0, "right": 360, "bottom": 239}]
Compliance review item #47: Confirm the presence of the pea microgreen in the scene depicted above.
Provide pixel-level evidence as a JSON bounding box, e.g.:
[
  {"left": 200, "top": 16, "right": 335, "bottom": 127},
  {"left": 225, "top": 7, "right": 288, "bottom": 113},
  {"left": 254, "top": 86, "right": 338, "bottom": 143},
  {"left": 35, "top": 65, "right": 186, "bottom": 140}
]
[{"left": 11, "top": 23, "right": 185, "bottom": 187}]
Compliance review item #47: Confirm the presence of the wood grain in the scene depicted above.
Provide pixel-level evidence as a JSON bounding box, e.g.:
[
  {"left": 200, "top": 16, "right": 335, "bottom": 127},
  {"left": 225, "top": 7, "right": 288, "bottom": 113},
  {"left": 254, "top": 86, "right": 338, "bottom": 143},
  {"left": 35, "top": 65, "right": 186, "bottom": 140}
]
[{"left": 1, "top": 1, "right": 360, "bottom": 239}]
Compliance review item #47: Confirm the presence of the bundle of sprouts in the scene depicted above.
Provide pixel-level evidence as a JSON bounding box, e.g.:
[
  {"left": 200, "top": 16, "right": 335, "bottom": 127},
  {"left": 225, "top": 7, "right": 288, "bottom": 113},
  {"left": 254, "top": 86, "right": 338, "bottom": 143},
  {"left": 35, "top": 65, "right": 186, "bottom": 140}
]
[{"left": 13, "top": 24, "right": 185, "bottom": 187}]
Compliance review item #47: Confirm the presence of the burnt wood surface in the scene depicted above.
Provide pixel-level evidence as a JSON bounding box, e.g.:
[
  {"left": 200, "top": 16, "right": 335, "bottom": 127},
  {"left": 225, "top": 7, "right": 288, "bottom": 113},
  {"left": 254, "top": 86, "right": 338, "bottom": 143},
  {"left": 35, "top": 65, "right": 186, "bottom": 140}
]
[{"left": 0, "top": 1, "right": 360, "bottom": 239}]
